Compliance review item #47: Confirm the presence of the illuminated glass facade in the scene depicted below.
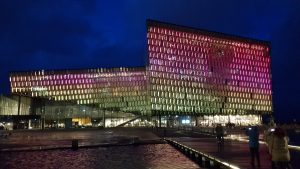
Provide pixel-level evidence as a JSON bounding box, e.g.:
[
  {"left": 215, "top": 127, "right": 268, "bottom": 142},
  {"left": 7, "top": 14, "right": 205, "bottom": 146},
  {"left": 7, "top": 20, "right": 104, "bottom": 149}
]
[
  {"left": 10, "top": 67, "right": 149, "bottom": 114},
  {"left": 9, "top": 20, "right": 272, "bottom": 125},
  {"left": 147, "top": 20, "right": 272, "bottom": 119},
  {"left": 0, "top": 95, "right": 31, "bottom": 116}
]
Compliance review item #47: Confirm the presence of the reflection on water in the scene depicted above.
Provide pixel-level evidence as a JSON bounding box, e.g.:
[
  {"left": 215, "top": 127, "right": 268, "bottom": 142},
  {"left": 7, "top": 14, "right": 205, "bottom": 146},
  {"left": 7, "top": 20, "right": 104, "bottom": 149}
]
[{"left": 0, "top": 144, "right": 201, "bottom": 169}]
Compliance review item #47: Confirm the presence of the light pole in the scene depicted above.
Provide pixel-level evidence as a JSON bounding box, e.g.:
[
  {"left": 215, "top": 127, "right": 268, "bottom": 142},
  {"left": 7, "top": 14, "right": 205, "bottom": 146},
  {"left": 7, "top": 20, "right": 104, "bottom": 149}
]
[
  {"left": 103, "top": 109, "right": 105, "bottom": 128},
  {"left": 83, "top": 108, "right": 86, "bottom": 126}
]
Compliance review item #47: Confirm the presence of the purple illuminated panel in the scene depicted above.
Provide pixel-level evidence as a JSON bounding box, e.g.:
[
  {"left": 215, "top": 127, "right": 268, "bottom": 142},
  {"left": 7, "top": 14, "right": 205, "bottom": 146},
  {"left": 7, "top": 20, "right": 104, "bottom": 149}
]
[{"left": 147, "top": 20, "right": 272, "bottom": 115}]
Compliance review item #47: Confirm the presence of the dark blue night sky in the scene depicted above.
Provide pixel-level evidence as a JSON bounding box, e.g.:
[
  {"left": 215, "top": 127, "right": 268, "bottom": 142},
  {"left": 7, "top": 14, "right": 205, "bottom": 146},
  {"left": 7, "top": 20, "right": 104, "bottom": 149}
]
[{"left": 1, "top": 1, "right": 300, "bottom": 122}]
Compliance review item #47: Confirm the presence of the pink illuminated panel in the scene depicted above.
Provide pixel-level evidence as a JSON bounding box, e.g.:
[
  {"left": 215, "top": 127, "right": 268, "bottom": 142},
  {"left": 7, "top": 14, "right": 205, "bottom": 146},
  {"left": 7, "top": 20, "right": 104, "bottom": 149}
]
[{"left": 147, "top": 21, "right": 272, "bottom": 115}]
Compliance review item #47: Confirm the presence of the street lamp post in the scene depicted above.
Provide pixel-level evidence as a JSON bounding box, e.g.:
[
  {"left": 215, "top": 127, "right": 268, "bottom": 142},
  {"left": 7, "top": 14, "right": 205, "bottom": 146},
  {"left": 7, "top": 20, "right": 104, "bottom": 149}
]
[
  {"left": 103, "top": 109, "right": 105, "bottom": 128},
  {"left": 83, "top": 108, "right": 86, "bottom": 126}
]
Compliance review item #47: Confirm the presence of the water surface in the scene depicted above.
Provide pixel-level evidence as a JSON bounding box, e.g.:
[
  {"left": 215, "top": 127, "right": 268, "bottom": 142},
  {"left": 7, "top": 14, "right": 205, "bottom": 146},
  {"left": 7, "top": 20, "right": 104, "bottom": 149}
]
[{"left": 0, "top": 144, "right": 201, "bottom": 169}]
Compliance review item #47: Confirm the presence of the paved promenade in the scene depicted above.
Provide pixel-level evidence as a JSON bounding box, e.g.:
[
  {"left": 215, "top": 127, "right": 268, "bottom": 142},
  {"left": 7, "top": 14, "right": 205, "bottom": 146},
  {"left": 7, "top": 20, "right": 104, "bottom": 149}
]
[
  {"left": 170, "top": 137, "right": 270, "bottom": 169},
  {"left": 0, "top": 128, "right": 163, "bottom": 151},
  {"left": 154, "top": 127, "right": 299, "bottom": 169}
]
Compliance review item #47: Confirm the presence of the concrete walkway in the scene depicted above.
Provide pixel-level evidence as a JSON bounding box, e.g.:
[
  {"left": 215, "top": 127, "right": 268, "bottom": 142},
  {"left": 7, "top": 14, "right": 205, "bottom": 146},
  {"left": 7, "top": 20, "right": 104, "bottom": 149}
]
[
  {"left": 154, "top": 127, "right": 299, "bottom": 169},
  {"left": 170, "top": 137, "right": 270, "bottom": 169},
  {"left": 0, "top": 128, "right": 163, "bottom": 151}
]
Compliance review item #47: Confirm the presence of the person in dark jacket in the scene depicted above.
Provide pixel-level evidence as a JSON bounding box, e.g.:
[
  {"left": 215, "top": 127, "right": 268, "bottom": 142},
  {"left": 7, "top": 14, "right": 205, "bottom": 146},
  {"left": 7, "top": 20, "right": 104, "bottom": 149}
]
[
  {"left": 215, "top": 124, "right": 224, "bottom": 151},
  {"left": 215, "top": 124, "right": 224, "bottom": 142},
  {"left": 245, "top": 125, "right": 260, "bottom": 168}
]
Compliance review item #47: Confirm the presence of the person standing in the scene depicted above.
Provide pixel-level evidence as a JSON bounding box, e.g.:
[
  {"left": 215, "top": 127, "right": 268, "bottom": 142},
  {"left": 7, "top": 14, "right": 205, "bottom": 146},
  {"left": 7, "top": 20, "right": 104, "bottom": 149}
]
[
  {"left": 215, "top": 124, "right": 224, "bottom": 141},
  {"left": 264, "top": 119, "right": 276, "bottom": 144},
  {"left": 266, "top": 127, "right": 292, "bottom": 169},
  {"left": 246, "top": 125, "right": 260, "bottom": 168},
  {"left": 215, "top": 124, "right": 224, "bottom": 151}
]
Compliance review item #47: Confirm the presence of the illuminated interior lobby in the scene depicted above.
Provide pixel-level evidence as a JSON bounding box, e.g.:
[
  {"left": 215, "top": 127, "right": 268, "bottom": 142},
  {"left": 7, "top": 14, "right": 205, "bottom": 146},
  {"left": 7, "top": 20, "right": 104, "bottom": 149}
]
[{"left": 8, "top": 20, "right": 273, "bottom": 128}]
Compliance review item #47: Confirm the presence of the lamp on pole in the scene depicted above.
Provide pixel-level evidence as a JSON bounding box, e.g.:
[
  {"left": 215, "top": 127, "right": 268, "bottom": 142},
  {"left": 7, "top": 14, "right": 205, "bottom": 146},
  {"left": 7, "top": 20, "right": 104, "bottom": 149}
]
[{"left": 83, "top": 108, "right": 86, "bottom": 126}]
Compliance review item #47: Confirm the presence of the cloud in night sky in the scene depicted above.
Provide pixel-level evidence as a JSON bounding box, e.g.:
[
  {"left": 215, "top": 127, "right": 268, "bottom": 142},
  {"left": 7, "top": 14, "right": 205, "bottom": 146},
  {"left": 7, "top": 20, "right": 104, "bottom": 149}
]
[{"left": 1, "top": 0, "right": 300, "bottom": 121}]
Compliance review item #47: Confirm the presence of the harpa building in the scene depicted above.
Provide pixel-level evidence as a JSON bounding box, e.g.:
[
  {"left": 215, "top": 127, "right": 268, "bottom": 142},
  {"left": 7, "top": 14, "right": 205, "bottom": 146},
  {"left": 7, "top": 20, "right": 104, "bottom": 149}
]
[{"left": 8, "top": 20, "right": 272, "bottom": 128}]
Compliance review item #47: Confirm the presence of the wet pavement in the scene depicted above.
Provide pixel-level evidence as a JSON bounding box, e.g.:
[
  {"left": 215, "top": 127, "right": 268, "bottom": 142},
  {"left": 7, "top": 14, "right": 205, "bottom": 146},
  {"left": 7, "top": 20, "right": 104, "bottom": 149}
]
[
  {"left": 158, "top": 127, "right": 300, "bottom": 169},
  {"left": 170, "top": 137, "right": 271, "bottom": 169}
]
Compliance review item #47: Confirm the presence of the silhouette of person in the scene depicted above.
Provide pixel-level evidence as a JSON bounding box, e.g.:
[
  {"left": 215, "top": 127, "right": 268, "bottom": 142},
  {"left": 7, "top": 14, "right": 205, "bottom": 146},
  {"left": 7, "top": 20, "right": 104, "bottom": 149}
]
[{"left": 246, "top": 125, "right": 260, "bottom": 168}]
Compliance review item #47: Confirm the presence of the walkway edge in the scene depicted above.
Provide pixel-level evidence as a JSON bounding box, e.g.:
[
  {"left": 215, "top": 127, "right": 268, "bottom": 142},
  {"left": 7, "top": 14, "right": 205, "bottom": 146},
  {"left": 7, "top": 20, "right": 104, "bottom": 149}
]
[{"left": 165, "top": 138, "right": 240, "bottom": 169}]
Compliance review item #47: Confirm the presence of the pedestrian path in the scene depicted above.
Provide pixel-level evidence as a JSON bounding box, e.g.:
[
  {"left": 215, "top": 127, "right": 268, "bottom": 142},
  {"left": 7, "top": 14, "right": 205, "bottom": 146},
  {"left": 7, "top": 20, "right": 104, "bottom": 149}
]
[
  {"left": 154, "top": 127, "right": 299, "bottom": 169},
  {"left": 168, "top": 137, "right": 271, "bottom": 169},
  {"left": 0, "top": 128, "right": 163, "bottom": 151}
]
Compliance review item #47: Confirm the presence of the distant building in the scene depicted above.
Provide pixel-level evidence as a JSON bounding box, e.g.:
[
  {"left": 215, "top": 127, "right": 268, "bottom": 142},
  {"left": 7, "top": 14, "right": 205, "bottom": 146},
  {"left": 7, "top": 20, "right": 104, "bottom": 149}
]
[{"left": 8, "top": 20, "right": 272, "bottom": 127}]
